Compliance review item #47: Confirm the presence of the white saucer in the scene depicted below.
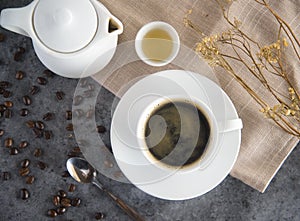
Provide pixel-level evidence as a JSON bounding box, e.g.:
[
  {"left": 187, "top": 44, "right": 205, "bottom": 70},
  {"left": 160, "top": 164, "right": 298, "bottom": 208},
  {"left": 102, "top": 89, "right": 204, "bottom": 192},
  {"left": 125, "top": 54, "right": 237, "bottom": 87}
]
[{"left": 111, "top": 70, "right": 241, "bottom": 200}]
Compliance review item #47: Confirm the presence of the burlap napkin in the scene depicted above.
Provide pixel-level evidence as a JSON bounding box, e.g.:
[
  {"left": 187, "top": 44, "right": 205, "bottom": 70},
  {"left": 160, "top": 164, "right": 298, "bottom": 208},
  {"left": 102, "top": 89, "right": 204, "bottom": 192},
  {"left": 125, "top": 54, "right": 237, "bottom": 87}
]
[{"left": 92, "top": 0, "right": 300, "bottom": 192}]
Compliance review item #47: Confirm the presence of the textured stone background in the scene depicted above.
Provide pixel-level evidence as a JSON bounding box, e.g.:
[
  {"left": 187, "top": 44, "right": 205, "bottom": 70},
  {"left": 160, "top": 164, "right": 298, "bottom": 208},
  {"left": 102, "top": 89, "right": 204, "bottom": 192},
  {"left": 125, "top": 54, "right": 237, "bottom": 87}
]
[{"left": 0, "top": 1, "right": 299, "bottom": 221}]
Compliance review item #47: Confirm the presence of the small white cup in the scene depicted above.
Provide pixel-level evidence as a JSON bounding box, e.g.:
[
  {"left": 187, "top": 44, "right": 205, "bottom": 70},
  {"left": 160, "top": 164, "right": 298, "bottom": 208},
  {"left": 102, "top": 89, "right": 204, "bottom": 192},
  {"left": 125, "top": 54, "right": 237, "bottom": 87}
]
[{"left": 135, "top": 21, "right": 180, "bottom": 66}]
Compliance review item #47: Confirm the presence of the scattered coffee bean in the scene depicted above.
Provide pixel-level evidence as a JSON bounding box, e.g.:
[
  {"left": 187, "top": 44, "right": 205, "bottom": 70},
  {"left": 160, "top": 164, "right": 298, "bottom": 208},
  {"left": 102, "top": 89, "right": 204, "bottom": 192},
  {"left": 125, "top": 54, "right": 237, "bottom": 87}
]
[
  {"left": 20, "top": 159, "right": 30, "bottom": 168},
  {"left": 56, "top": 207, "right": 67, "bottom": 215},
  {"left": 15, "top": 71, "right": 25, "bottom": 80},
  {"left": 0, "top": 81, "right": 11, "bottom": 88},
  {"left": 86, "top": 109, "right": 94, "bottom": 119},
  {"left": 53, "top": 195, "right": 61, "bottom": 206},
  {"left": 97, "top": 126, "right": 106, "bottom": 133},
  {"left": 74, "top": 109, "right": 84, "bottom": 118},
  {"left": 2, "top": 171, "right": 11, "bottom": 181},
  {"left": 20, "top": 108, "right": 29, "bottom": 117},
  {"left": 25, "top": 175, "right": 35, "bottom": 184},
  {"left": 0, "top": 33, "right": 5, "bottom": 42},
  {"left": 20, "top": 188, "right": 30, "bottom": 200},
  {"left": 73, "top": 95, "right": 83, "bottom": 106},
  {"left": 17, "top": 47, "right": 26, "bottom": 53},
  {"left": 4, "top": 137, "right": 13, "bottom": 148},
  {"left": 30, "top": 85, "right": 39, "bottom": 95},
  {"left": 47, "top": 209, "right": 58, "bottom": 217},
  {"left": 14, "top": 51, "right": 23, "bottom": 62},
  {"left": 33, "top": 128, "right": 43, "bottom": 138},
  {"left": 43, "top": 112, "right": 54, "bottom": 121},
  {"left": 68, "top": 184, "right": 76, "bottom": 192},
  {"left": 43, "top": 69, "right": 54, "bottom": 78},
  {"left": 61, "top": 171, "right": 70, "bottom": 178},
  {"left": 65, "top": 110, "right": 72, "bottom": 120},
  {"left": 61, "top": 198, "right": 72, "bottom": 207},
  {"left": 4, "top": 109, "right": 12, "bottom": 118},
  {"left": 66, "top": 123, "right": 74, "bottom": 131},
  {"left": 35, "top": 121, "right": 45, "bottom": 130},
  {"left": 71, "top": 198, "right": 81, "bottom": 207},
  {"left": 88, "top": 83, "right": 95, "bottom": 91},
  {"left": 36, "top": 161, "right": 47, "bottom": 170},
  {"left": 79, "top": 78, "right": 88, "bottom": 87},
  {"left": 26, "top": 120, "right": 35, "bottom": 128},
  {"left": 44, "top": 130, "right": 52, "bottom": 140},
  {"left": 19, "top": 167, "right": 30, "bottom": 176},
  {"left": 0, "top": 129, "right": 4, "bottom": 137},
  {"left": 95, "top": 212, "right": 105, "bottom": 220},
  {"left": 3, "top": 90, "right": 12, "bottom": 98},
  {"left": 33, "top": 148, "right": 42, "bottom": 157},
  {"left": 23, "top": 95, "right": 32, "bottom": 106},
  {"left": 37, "top": 77, "right": 47, "bottom": 85},
  {"left": 58, "top": 190, "right": 67, "bottom": 198},
  {"left": 4, "top": 101, "right": 13, "bottom": 108},
  {"left": 19, "top": 141, "right": 29, "bottom": 149},
  {"left": 56, "top": 91, "right": 65, "bottom": 100},
  {"left": 83, "top": 90, "right": 94, "bottom": 98},
  {"left": 10, "top": 147, "right": 19, "bottom": 155}
]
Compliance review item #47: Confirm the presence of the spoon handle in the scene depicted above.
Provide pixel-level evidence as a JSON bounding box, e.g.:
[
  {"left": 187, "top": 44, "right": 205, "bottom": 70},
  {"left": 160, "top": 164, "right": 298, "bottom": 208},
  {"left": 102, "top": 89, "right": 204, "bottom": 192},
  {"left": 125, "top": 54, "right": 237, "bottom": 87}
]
[{"left": 92, "top": 179, "right": 145, "bottom": 221}]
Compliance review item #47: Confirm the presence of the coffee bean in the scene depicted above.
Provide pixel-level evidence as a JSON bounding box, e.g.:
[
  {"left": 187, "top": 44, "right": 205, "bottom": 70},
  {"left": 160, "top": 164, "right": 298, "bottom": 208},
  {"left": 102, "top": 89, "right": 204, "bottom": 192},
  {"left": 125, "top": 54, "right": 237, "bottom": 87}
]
[
  {"left": 33, "top": 148, "right": 42, "bottom": 157},
  {"left": 23, "top": 95, "right": 32, "bottom": 106},
  {"left": 19, "top": 167, "right": 30, "bottom": 176},
  {"left": 20, "top": 108, "right": 29, "bottom": 117},
  {"left": 20, "top": 188, "right": 30, "bottom": 200},
  {"left": 65, "top": 111, "right": 72, "bottom": 120},
  {"left": 20, "top": 159, "right": 30, "bottom": 168},
  {"left": 66, "top": 123, "right": 74, "bottom": 131},
  {"left": 43, "top": 112, "right": 54, "bottom": 121},
  {"left": 56, "top": 91, "right": 65, "bottom": 100},
  {"left": 60, "top": 198, "right": 72, "bottom": 207},
  {"left": 0, "top": 104, "right": 7, "bottom": 112},
  {"left": 88, "top": 83, "right": 95, "bottom": 91},
  {"left": 83, "top": 90, "right": 94, "bottom": 98},
  {"left": 68, "top": 184, "right": 76, "bottom": 192},
  {"left": 74, "top": 109, "right": 84, "bottom": 118},
  {"left": 53, "top": 195, "right": 61, "bottom": 206},
  {"left": 37, "top": 77, "right": 47, "bottom": 85},
  {"left": 0, "top": 81, "right": 11, "bottom": 88},
  {"left": 62, "top": 171, "right": 70, "bottom": 178},
  {"left": 33, "top": 128, "right": 43, "bottom": 138},
  {"left": 95, "top": 212, "right": 105, "bottom": 220},
  {"left": 3, "top": 90, "right": 12, "bottom": 98},
  {"left": 2, "top": 172, "right": 11, "bottom": 181},
  {"left": 47, "top": 209, "right": 57, "bottom": 217},
  {"left": 0, "top": 33, "right": 5, "bottom": 42},
  {"left": 97, "top": 126, "right": 106, "bottom": 134},
  {"left": 14, "top": 51, "right": 23, "bottom": 61},
  {"left": 15, "top": 71, "right": 25, "bottom": 80},
  {"left": 71, "top": 198, "right": 81, "bottom": 207},
  {"left": 19, "top": 141, "right": 29, "bottom": 149},
  {"left": 25, "top": 120, "right": 35, "bottom": 128},
  {"left": 86, "top": 109, "right": 94, "bottom": 119},
  {"left": 4, "top": 109, "right": 12, "bottom": 118},
  {"left": 79, "top": 78, "right": 88, "bottom": 87},
  {"left": 25, "top": 175, "right": 35, "bottom": 184},
  {"left": 30, "top": 86, "right": 39, "bottom": 95},
  {"left": 36, "top": 161, "right": 47, "bottom": 170},
  {"left": 4, "top": 101, "right": 13, "bottom": 108},
  {"left": 35, "top": 121, "right": 45, "bottom": 130},
  {"left": 56, "top": 207, "right": 67, "bottom": 215},
  {"left": 44, "top": 130, "right": 52, "bottom": 140},
  {"left": 0, "top": 129, "right": 4, "bottom": 137},
  {"left": 4, "top": 137, "right": 13, "bottom": 148},
  {"left": 43, "top": 69, "right": 54, "bottom": 78},
  {"left": 58, "top": 190, "right": 67, "bottom": 198},
  {"left": 73, "top": 95, "right": 83, "bottom": 106}
]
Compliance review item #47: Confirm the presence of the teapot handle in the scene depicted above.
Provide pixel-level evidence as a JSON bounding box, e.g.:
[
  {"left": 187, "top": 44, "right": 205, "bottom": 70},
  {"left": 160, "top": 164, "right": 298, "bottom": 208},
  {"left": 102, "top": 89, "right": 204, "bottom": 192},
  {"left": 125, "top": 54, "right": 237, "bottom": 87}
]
[{"left": 0, "top": 1, "right": 36, "bottom": 37}]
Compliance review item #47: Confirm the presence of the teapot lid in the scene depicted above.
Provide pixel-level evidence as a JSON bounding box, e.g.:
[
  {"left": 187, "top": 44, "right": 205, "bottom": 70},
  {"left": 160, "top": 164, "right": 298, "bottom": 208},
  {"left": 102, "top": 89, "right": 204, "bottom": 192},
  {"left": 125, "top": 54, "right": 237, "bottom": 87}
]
[{"left": 33, "top": 0, "right": 97, "bottom": 53}]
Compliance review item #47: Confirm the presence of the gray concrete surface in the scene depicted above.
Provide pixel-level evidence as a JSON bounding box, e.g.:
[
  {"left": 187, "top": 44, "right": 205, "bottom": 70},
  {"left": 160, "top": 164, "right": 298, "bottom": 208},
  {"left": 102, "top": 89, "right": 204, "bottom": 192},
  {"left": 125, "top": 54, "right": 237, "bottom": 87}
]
[{"left": 0, "top": 1, "right": 299, "bottom": 221}]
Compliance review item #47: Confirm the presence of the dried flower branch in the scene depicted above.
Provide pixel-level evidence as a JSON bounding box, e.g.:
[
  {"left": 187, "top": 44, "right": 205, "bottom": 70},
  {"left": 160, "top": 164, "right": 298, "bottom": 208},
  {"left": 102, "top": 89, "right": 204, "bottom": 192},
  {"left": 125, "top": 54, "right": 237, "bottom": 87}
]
[{"left": 184, "top": 0, "right": 300, "bottom": 137}]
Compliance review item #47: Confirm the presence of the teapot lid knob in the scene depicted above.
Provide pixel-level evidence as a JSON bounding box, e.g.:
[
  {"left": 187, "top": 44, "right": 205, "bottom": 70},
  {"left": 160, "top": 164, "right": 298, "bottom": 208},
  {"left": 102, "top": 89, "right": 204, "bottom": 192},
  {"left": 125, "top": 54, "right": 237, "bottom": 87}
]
[{"left": 33, "top": 0, "right": 97, "bottom": 53}]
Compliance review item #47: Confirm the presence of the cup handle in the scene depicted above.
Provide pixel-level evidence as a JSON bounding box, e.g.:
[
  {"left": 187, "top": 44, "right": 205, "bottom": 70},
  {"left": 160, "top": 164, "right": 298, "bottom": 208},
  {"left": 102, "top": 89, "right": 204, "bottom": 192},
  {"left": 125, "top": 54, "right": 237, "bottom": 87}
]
[{"left": 218, "top": 119, "right": 243, "bottom": 133}]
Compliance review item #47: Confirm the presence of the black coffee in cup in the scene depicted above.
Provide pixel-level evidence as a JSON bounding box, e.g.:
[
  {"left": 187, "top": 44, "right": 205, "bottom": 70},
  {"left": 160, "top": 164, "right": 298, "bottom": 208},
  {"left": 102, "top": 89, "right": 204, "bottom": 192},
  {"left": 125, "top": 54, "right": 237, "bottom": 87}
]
[{"left": 144, "top": 100, "right": 210, "bottom": 167}]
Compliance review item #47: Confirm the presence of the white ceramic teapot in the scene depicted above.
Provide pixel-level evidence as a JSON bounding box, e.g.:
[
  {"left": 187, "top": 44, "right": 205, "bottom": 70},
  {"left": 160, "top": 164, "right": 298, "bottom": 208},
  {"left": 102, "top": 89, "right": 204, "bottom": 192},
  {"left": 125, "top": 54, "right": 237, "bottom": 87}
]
[{"left": 0, "top": 0, "right": 123, "bottom": 78}]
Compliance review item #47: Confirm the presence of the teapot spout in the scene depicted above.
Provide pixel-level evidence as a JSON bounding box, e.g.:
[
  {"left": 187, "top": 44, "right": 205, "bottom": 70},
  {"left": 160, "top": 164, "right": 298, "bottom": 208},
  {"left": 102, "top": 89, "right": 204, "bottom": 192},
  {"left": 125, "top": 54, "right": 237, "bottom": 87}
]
[
  {"left": 0, "top": 1, "right": 36, "bottom": 37},
  {"left": 108, "top": 15, "right": 123, "bottom": 35}
]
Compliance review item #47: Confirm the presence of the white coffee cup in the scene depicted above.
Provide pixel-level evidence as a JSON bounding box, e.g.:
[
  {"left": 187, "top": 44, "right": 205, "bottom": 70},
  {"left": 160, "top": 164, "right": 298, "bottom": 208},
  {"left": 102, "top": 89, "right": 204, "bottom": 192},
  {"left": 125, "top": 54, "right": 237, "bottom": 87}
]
[{"left": 135, "top": 21, "right": 180, "bottom": 66}]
